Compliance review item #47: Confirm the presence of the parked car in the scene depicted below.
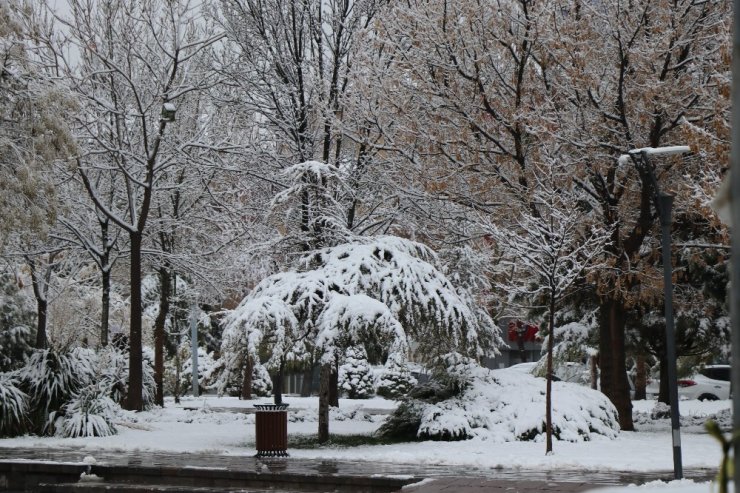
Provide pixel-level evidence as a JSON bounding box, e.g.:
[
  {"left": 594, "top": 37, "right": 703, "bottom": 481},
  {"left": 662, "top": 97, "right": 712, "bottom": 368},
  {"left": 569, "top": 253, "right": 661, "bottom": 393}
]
[{"left": 645, "top": 365, "right": 730, "bottom": 401}]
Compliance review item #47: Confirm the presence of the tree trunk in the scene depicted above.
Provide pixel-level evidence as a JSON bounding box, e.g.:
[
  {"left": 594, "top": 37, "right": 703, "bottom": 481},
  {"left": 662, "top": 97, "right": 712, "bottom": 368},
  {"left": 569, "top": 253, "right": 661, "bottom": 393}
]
[
  {"left": 35, "top": 297, "right": 48, "bottom": 350},
  {"left": 241, "top": 354, "right": 253, "bottom": 400},
  {"left": 174, "top": 348, "right": 181, "bottom": 404},
  {"left": 153, "top": 267, "right": 171, "bottom": 407},
  {"left": 545, "top": 292, "right": 555, "bottom": 454},
  {"left": 101, "top": 267, "right": 111, "bottom": 347},
  {"left": 300, "top": 363, "right": 314, "bottom": 397},
  {"left": 318, "top": 363, "right": 331, "bottom": 443},
  {"left": 272, "top": 359, "right": 285, "bottom": 405},
  {"left": 27, "top": 256, "right": 50, "bottom": 350},
  {"left": 100, "top": 218, "right": 112, "bottom": 347},
  {"left": 598, "top": 297, "right": 634, "bottom": 430},
  {"left": 518, "top": 337, "right": 527, "bottom": 363},
  {"left": 126, "top": 232, "right": 144, "bottom": 411},
  {"left": 329, "top": 360, "right": 339, "bottom": 407},
  {"left": 634, "top": 353, "right": 647, "bottom": 401}
]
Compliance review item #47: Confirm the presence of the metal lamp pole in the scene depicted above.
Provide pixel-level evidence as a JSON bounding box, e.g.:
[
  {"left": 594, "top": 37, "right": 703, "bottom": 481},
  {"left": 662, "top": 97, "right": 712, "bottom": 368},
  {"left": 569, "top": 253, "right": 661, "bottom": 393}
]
[
  {"left": 657, "top": 191, "right": 682, "bottom": 479},
  {"left": 626, "top": 147, "right": 690, "bottom": 480},
  {"left": 190, "top": 301, "right": 199, "bottom": 398}
]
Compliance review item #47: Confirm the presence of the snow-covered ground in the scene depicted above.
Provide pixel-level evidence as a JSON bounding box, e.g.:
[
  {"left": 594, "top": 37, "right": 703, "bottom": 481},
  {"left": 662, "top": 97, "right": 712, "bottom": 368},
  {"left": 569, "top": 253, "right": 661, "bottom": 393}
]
[{"left": 0, "top": 394, "right": 729, "bottom": 475}]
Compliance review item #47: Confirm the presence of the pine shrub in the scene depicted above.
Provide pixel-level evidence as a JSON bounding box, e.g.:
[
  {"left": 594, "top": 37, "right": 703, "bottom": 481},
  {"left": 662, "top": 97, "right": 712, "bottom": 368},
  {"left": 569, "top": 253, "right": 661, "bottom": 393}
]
[
  {"left": 376, "top": 354, "right": 417, "bottom": 399},
  {"left": 339, "top": 346, "right": 374, "bottom": 399}
]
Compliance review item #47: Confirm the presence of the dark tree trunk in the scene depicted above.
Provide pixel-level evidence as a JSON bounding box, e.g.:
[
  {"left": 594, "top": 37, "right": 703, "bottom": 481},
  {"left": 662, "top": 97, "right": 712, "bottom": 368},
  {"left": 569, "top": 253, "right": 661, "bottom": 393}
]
[
  {"left": 101, "top": 267, "right": 111, "bottom": 347},
  {"left": 241, "top": 355, "right": 253, "bottom": 400},
  {"left": 153, "top": 267, "right": 171, "bottom": 407},
  {"left": 272, "top": 359, "right": 285, "bottom": 405},
  {"left": 126, "top": 232, "right": 144, "bottom": 411},
  {"left": 634, "top": 354, "right": 647, "bottom": 401},
  {"left": 598, "top": 305, "right": 614, "bottom": 399},
  {"left": 329, "top": 360, "right": 339, "bottom": 407},
  {"left": 100, "top": 218, "right": 112, "bottom": 347},
  {"left": 300, "top": 363, "right": 314, "bottom": 397},
  {"left": 35, "top": 297, "right": 48, "bottom": 350},
  {"left": 174, "top": 349, "right": 181, "bottom": 404},
  {"left": 27, "top": 255, "right": 54, "bottom": 350},
  {"left": 517, "top": 337, "right": 527, "bottom": 363},
  {"left": 545, "top": 291, "right": 555, "bottom": 454},
  {"left": 599, "top": 297, "right": 634, "bottom": 430},
  {"left": 318, "top": 363, "right": 331, "bottom": 443}
]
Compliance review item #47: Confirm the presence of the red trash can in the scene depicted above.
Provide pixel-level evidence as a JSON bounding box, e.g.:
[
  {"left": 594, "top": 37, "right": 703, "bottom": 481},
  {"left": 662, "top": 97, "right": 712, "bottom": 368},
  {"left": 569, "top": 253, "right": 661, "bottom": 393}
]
[{"left": 254, "top": 404, "right": 289, "bottom": 457}]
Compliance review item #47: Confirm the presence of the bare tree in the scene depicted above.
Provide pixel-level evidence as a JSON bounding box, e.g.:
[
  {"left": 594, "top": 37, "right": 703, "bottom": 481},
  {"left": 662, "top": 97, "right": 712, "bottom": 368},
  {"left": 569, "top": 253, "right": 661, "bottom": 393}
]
[
  {"left": 488, "top": 157, "right": 610, "bottom": 454},
  {"left": 45, "top": 0, "right": 224, "bottom": 410}
]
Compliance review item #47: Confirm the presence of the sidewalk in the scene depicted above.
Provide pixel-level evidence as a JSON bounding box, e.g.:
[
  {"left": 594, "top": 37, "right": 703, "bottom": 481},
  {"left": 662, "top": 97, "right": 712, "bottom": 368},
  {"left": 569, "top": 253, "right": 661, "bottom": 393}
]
[
  {"left": 402, "top": 478, "right": 597, "bottom": 492},
  {"left": 0, "top": 446, "right": 712, "bottom": 492}
]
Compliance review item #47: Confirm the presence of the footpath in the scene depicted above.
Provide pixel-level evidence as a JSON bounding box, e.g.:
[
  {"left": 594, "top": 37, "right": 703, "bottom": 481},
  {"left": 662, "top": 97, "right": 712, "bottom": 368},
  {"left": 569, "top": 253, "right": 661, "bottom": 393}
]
[{"left": 0, "top": 447, "right": 714, "bottom": 493}]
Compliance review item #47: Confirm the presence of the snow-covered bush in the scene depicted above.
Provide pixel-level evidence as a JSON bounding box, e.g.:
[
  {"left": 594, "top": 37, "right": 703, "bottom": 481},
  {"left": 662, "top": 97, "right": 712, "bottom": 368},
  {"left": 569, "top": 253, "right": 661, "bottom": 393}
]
[
  {"left": 0, "top": 373, "right": 29, "bottom": 437},
  {"left": 96, "top": 346, "right": 129, "bottom": 405},
  {"left": 141, "top": 347, "right": 157, "bottom": 409},
  {"left": 376, "top": 354, "right": 418, "bottom": 399},
  {"left": 212, "top": 332, "right": 275, "bottom": 399},
  {"left": 166, "top": 343, "right": 222, "bottom": 397},
  {"left": 59, "top": 383, "right": 118, "bottom": 438},
  {"left": 251, "top": 362, "right": 273, "bottom": 397},
  {"left": 181, "top": 347, "right": 219, "bottom": 391},
  {"left": 0, "top": 273, "right": 35, "bottom": 372},
  {"left": 379, "top": 358, "right": 619, "bottom": 442},
  {"left": 164, "top": 342, "right": 190, "bottom": 400},
  {"left": 212, "top": 356, "right": 240, "bottom": 397},
  {"left": 338, "top": 346, "right": 374, "bottom": 399},
  {"left": 17, "top": 347, "right": 97, "bottom": 433},
  {"left": 90, "top": 344, "right": 154, "bottom": 410}
]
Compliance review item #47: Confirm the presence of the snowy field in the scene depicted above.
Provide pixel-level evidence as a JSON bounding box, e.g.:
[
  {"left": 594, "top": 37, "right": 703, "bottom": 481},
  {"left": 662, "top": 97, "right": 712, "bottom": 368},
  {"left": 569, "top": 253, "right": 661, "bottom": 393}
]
[{"left": 0, "top": 394, "right": 729, "bottom": 476}]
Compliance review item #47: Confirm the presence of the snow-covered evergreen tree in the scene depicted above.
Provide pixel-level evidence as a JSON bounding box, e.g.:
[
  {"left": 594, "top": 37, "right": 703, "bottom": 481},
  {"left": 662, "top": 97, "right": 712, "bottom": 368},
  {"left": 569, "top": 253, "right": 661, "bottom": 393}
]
[
  {"left": 376, "top": 353, "right": 418, "bottom": 399},
  {"left": 338, "top": 346, "right": 374, "bottom": 399},
  {"left": 223, "top": 234, "right": 502, "bottom": 441}
]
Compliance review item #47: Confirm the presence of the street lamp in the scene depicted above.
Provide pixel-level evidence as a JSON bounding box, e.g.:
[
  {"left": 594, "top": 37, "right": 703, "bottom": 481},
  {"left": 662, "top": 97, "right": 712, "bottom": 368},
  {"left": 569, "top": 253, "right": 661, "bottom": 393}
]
[
  {"left": 161, "top": 102, "right": 176, "bottom": 122},
  {"left": 620, "top": 145, "right": 691, "bottom": 480}
]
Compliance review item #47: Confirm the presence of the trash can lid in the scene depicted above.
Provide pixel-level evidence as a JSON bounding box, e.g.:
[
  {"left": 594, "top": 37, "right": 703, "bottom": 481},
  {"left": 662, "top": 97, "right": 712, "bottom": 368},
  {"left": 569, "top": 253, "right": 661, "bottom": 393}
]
[{"left": 254, "top": 403, "right": 290, "bottom": 411}]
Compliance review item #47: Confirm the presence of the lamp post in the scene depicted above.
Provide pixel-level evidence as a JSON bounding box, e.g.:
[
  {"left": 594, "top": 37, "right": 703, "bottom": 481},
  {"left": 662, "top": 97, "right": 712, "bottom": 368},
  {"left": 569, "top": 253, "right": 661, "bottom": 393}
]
[
  {"left": 190, "top": 300, "right": 199, "bottom": 398},
  {"left": 622, "top": 145, "right": 690, "bottom": 480}
]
